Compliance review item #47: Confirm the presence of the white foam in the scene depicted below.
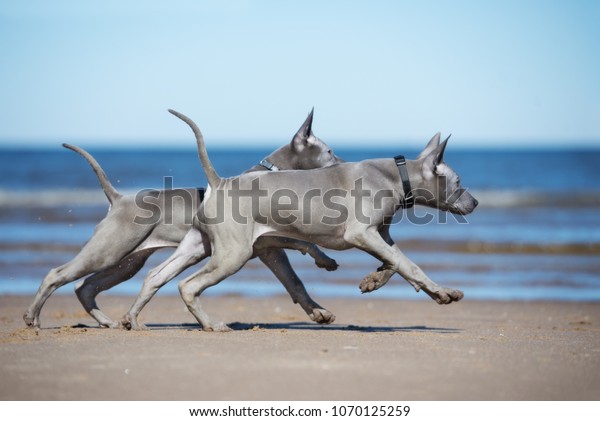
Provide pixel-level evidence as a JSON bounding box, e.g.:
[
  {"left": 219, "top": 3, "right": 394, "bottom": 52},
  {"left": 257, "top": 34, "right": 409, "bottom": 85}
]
[
  {"left": 470, "top": 189, "right": 600, "bottom": 208},
  {"left": 0, "top": 188, "right": 138, "bottom": 207},
  {"left": 0, "top": 188, "right": 598, "bottom": 208}
]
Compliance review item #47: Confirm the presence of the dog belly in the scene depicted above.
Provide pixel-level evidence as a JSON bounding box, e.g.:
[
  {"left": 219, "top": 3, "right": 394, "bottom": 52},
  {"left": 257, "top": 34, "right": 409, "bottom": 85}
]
[
  {"left": 260, "top": 230, "right": 352, "bottom": 251},
  {"left": 310, "top": 235, "right": 353, "bottom": 250}
]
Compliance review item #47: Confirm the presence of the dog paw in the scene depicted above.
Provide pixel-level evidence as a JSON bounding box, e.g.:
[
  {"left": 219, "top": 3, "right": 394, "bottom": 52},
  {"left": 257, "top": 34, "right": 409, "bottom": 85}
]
[
  {"left": 315, "top": 256, "right": 339, "bottom": 271},
  {"left": 203, "top": 322, "right": 232, "bottom": 332},
  {"left": 100, "top": 320, "right": 122, "bottom": 329},
  {"left": 23, "top": 314, "right": 34, "bottom": 327},
  {"left": 120, "top": 315, "right": 147, "bottom": 331},
  {"left": 427, "top": 288, "right": 464, "bottom": 304},
  {"left": 359, "top": 270, "right": 390, "bottom": 293},
  {"left": 23, "top": 313, "right": 39, "bottom": 329},
  {"left": 120, "top": 316, "right": 132, "bottom": 330},
  {"left": 310, "top": 308, "right": 336, "bottom": 324}
]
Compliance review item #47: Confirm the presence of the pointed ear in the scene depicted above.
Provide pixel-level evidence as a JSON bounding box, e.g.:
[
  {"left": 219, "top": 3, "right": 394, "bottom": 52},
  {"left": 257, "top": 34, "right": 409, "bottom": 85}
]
[
  {"left": 422, "top": 134, "right": 450, "bottom": 174},
  {"left": 434, "top": 134, "right": 450, "bottom": 166},
  {"left": 291, "top": 108, "right": 314, "bottom": 149},
  {"left": 417, "top": 132, "right": 441, "bottom": 159}
]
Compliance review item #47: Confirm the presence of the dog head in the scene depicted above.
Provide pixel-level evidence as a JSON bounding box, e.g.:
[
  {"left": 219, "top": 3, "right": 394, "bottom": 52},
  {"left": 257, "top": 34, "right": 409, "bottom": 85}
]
[
  {"left": 289, "top": 108, "right": 344, "bottom": 169},
  {"left": 415, "top": 133, "right": 478, "bottom": 215}
]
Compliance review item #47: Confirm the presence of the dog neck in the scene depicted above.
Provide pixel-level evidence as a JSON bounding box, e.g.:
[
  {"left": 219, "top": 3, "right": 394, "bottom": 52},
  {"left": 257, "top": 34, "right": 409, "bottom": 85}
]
[
  {"left": 246, "top": 144, "right": 300, "bottom": 173},
  {"left": 404, "top": 159, "right": 427, "bottom": 207},
  {"left": 394, "top": 155, "right": 414, "bottom": 208},
  {"left": 242, "top": 147, "right": 283, "bottom": 174}
]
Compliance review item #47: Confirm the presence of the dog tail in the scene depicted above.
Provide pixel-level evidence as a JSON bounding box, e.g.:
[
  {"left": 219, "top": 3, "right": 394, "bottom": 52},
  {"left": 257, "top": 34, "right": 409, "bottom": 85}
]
[
  {"left": 62, "top": 143, "right": 121, "bottom": 204},
  {"left": 168, "top": 109, "right": 220, "bottom": 188}
]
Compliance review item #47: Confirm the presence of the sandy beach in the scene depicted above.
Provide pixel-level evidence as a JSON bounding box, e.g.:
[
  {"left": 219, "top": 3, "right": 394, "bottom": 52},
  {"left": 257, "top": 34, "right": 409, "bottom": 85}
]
[{"left": 1, "top": 294, "right": 598, "bottom": 401}]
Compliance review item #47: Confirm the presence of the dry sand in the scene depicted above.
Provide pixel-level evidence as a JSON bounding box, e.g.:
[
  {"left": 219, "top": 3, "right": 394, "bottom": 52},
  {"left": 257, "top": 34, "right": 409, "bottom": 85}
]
[{"left": 1, "top": 294, "right": 599, "bottom": 400}]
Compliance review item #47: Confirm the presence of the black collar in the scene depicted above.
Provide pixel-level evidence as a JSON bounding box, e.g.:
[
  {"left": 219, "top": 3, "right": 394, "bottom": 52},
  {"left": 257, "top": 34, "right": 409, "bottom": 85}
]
[
  {"left": 259, "top": 159, "right": 279, "bottom": 171},
  {"left": 394, "top": 155, "right": 414, "bottom": 208}
]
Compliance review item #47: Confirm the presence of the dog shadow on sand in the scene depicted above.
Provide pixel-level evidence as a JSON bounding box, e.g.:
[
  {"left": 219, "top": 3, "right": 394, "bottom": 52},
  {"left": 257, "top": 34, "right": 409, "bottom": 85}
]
[
  {"left": 52, "top": 320, "right": 461, "bottom": 333},
  {"left": 132, "top": 322, "right": 462, "bottom": 334}
]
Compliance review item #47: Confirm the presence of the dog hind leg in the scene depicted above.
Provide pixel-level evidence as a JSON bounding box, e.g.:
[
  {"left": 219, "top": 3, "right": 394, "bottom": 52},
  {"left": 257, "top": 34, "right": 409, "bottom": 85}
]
[
  {"left": 24, "top": 217, "right": 154, "bottom": 328},
  {"left": 257, "top": 248, "right": 336, "bottom": 324},
  {"left": 75, "top": 248, "right": 157, "bottom": 328},
  {"left": 121, "top": 230, "right": 211, "bottom": 331},
  {"left": 178, "top": 247, "right": 253, "bottom": 332}
]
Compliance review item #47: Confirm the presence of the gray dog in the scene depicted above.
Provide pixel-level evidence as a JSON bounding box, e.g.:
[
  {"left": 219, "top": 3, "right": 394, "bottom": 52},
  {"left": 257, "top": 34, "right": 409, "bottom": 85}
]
[
  {"left": 125, "top": 110, "right": 478, "bottom": 332},
  {"left": 24, "top": 111, "right": 343, "bottom": 329}
]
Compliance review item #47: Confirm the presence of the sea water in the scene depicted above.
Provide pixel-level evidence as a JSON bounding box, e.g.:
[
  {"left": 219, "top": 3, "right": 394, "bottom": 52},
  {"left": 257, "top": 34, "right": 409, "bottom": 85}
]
[{"left": 1, "top": 146, "right": 599, "bottom": 301}]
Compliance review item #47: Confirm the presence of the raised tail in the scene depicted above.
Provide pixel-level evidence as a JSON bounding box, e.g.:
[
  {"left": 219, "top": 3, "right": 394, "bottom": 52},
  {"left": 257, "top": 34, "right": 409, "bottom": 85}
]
[
  {"left": 168, "top": 109, "right": 220, "bottom": 188},
  {"left": 62, "top": 143, "right": 121, "bottom": 204}
]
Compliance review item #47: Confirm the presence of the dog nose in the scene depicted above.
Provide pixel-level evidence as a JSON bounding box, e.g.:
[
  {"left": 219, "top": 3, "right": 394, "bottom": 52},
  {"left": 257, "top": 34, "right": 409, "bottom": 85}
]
[{"left": 473, "top": 199, "right": 479, "bottom": 208}]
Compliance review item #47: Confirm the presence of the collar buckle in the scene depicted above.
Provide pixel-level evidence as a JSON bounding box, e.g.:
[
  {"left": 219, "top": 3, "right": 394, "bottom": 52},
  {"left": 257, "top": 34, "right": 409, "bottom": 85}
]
[{"left": 259, "top": 159, "right": 280, "bottom": 171}]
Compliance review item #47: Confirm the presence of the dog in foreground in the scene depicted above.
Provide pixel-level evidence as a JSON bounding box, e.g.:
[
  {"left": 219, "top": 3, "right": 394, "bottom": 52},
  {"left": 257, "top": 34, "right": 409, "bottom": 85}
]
[
  {"left": 161, "top": 110, "right": 478, "bottom": 331},
  {"left": 23, "top": 111, "right": 343, "bottom": 329}
]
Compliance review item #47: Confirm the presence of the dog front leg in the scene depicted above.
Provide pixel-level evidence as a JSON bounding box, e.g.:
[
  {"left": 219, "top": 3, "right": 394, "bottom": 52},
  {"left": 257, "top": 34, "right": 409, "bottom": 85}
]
[
  {"left": 257, "top": 248, "right": 335, "bottom": 324},
  {"left": 349, "top": 227, "right": 463, "bottom": 304},
  {"left": 359, "top": 265, "right": 395, "bottom": 294},
  {"left": 359, "top": 225, "right": 395, "bottom": 293}
]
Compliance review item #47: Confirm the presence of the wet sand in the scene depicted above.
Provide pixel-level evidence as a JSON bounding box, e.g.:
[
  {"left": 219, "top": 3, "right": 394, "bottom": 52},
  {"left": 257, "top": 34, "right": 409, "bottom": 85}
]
[{"left": 1, "top": 294, "right": 599, "bottom": 400}]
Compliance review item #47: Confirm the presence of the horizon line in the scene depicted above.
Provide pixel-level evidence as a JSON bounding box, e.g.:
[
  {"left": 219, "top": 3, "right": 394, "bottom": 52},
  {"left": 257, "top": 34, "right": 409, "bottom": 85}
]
[{"left": 1, "top": 136, "right": 599, "bottom": 150}]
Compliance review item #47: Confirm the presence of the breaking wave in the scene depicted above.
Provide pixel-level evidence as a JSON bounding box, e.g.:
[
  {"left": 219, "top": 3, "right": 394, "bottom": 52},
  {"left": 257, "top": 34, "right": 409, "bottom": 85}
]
[
  {"left": 472, "top": 190, "right": 600, "bottom": 208},
  {"left": 0, "top": 188, "right": 138, "bottom": 207}
]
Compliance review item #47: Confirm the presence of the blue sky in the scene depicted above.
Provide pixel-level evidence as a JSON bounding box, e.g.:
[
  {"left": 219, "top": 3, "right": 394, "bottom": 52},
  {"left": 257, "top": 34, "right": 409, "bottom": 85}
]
[{"left": 0, "top": 0, "right": 599, "bottom": 148}]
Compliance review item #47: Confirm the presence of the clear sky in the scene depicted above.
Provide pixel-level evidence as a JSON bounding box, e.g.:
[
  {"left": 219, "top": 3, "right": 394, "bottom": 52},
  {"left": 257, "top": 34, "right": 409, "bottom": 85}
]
[{"left": 1, "top": 0, "right": 599, "bottom": 148}]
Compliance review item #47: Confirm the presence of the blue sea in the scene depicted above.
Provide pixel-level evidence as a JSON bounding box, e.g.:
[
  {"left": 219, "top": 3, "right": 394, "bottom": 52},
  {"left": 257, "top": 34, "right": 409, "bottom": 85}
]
[{"left": 1, "top": 146, "right": 599, "bottom": 301}]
